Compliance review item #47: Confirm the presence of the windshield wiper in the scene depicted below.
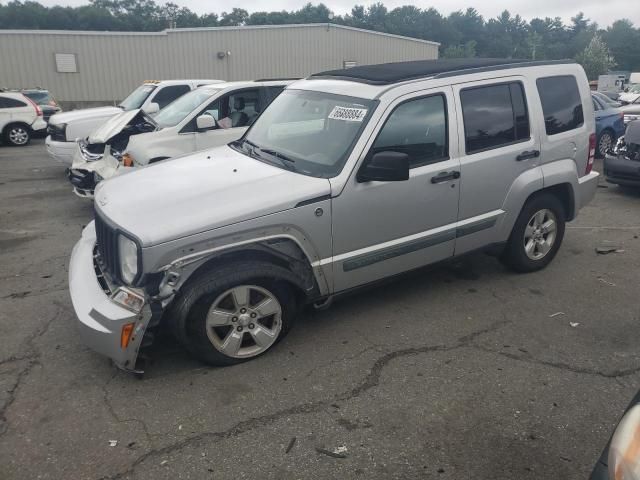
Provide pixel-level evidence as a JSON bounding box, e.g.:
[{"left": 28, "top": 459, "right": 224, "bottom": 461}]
[
  {"left": 258, "top": 147, "right": 296, "bottom": 164},
  {"left": 237, "top": 139, "right": 297, "bottom": 171}
]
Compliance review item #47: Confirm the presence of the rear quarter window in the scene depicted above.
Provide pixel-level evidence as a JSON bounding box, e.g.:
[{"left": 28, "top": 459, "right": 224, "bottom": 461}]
[
  {"left": 460, "top": 82, "right": 530, "bottom": 154},
  {"left": 536, "top": 75, "right": 584, "bottom": 135}
]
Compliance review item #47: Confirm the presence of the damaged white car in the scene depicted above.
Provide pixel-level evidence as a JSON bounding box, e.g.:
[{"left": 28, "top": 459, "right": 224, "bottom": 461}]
[
  {"left": 46, "top": 79, "right": 221, "bottom": 164},
  {"left": 67, "top": 80, "right": 293, "bottom": 198}
]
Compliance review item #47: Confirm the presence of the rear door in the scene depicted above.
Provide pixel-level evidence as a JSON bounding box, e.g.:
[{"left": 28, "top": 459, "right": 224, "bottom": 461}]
[{"left": 452, "top": 76, "right": 541, "bottom": 255}]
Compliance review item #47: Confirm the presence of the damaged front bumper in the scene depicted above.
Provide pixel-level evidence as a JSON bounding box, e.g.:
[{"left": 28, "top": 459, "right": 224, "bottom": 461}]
[
  {"left": 69, "top": 222, "right": 153, "bottom": 373},
  {"left": 68, "top": 143, "right": 123, "bottom": 198},
  {"left": 67, "top": 168, "right": 98, "bottom": 198},
  {"left": 604, "top": 154, "right": 640, "bottom": 187}
]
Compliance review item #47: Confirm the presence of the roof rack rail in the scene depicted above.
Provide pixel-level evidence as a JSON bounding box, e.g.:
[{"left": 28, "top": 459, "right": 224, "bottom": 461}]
[
  {"left": 310, "top": 58, "right": 576, "bottom": 86},
  {"left": 254, "top": 77, "right": 301, "bottom": 82}
]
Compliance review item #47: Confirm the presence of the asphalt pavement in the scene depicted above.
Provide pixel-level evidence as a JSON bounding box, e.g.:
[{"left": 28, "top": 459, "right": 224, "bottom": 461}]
[{"left": 1, "top": 140, "right": 639, "bottom": 479}]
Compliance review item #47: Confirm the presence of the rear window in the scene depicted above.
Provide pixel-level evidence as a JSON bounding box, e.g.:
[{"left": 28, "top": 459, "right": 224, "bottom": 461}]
[
  {"left": 460, "top": 82, "right": 530, "bottom": 154},
  {"left": 536, "top": 76, "right": 584, "bottom": 135}
]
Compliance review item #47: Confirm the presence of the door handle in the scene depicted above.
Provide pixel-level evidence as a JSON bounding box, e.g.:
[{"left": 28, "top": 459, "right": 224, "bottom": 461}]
[
  {"left": 516, "top": 150, "right": 540, "bottom": 161},
  {"left": 431, "top": 171, "right": 461, "bottom": 183}
]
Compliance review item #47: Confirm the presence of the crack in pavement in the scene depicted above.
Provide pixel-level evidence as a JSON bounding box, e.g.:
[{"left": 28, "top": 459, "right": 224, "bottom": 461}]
[
  {"left": 0, "top": 302, "right": 64, "bottom": 436},
  {"left": 99, "top": 318, "right": 512, "bottom": 480},
  {"left": 101, "top": 373, "right": 155, "bottom": 445},
  {"left": 470, "top": 344, "right": 640, "bottom": 379}
]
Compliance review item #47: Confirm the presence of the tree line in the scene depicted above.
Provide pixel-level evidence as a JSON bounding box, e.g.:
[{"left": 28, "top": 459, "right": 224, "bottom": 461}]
[{"left": 1, "top": 1, "right": 639, "bottom": 77}]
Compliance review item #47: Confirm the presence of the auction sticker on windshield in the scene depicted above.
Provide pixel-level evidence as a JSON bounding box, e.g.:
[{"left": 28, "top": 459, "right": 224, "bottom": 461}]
[{"left": 328, "top": 106, "right": 368, "bottom": 122}]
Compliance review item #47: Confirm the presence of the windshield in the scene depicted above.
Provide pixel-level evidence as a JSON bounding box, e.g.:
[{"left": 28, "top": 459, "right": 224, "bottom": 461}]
[
  {"left": 236, "top": 89, "right": 375, "bottom": 178},
  {"left": 119, "top": 84, "right": 157, "bottom": 111},
  {"left": 154, "top": 88, "right": 221, "bottom": 128},
  {"left": 629, "top": 84, "right": 640, "bottom": 94},
  {"left": 593, "top": 91, "right": 618, "bottom": 105}
]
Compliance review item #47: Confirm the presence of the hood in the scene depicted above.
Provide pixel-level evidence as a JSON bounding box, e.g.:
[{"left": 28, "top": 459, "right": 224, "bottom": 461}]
[
  {"left": 620, "top": 92, "right": 640, "bottom": 104},
  {"left": 88, "top": 109, "right": 152, "bottom": 144},
  {"left": 95, "top": 146, "right": 331, "bottom": 246},
  {"left": 49, "top": 106, "right": 122, "bottom": 126}
]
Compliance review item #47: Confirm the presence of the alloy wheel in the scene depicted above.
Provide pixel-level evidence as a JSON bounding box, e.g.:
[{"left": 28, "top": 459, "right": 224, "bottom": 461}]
[
  {"left": 523, "top": 209, "right": 557, "bottom": 260},
  {"left": 8, "top": 127, "right": 28, "bottom": 145},
  {"left": 599, "top": 133, "right": 613, "bottom": 156},
  {"left": 205, "top": 285, "right": 282, "bottom": 359}
]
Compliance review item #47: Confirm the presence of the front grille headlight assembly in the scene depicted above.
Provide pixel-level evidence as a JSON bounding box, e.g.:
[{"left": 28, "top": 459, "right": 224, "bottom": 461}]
[{"left": 118, "top": 234, "right": 139, "bottom": 285}]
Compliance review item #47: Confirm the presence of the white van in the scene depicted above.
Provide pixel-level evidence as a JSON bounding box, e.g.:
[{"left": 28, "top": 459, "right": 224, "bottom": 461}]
[
  {"left": 68, "top": 80, "right": 293, "bottom": 197},
  {"left": 46, "top": 79, "right": 221, "bottom": 164}
]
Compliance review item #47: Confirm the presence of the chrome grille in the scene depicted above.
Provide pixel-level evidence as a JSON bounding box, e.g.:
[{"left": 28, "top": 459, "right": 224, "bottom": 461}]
[{"left": 94, "top": 212, "right": 119, "bottom": 280}]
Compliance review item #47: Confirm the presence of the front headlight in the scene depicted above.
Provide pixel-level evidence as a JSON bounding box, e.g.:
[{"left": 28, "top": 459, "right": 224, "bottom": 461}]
[
  {"left": 118, "top": 234, "right": 139, "bottom": 284},
  {"left": 625, "top": 115, "right": 639, "bottom": 124},
  {"left": 79, "top": 139, "right": 103, "bottom": 162},
  {"left": 608, "top": 404, "right": 640, "bottom": 480}
]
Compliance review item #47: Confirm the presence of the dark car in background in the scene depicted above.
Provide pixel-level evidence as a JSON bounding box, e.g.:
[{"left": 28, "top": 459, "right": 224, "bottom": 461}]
[
  {"left": 604, "top": 120, "right": 640, "bottom": 187},
  {"left": 592, "top": 92, "right": 626, "bottom": 157},
  {"left": 21, "top": 89, "right": 61, "bottom": 123},
  {"left": 589, "top": 388, "right": 640, "bottom": 479}
]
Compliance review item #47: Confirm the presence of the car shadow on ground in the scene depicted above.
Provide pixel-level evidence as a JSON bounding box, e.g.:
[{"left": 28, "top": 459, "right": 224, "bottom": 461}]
[{"left": 139, "top": 252, "right": 506, "bottom": 378}]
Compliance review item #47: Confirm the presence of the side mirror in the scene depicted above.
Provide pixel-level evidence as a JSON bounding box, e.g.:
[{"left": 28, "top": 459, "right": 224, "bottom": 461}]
[
  {"left": 196, "top": 114, "right": 216, "bottom": 130},
  {"left": 357, "top": 151, "right": 410, "bottom": 182},
  {"left": 144, "top": 102, "right": 160, "bottom": 114}
]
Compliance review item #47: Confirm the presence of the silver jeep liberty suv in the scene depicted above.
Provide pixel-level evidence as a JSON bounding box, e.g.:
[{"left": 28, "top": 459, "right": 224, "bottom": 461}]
[{"left": 69, "top": 58, "right": 599, "bottom": 373}]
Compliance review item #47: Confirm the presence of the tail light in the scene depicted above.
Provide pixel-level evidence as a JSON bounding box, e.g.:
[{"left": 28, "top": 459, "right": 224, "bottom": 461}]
[
  {"left": 24, "top": 96, "right": 43, "bottom": 116},
  {"left": 586, "top": 133, "right": 596, "bottom": 174}
]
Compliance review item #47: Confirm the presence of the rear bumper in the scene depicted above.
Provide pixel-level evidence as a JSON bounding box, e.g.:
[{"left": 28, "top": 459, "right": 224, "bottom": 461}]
[
  {"left": 45, "top": 137, "right": 75, "bottom": 164},
  {"left": 69, "top": 222, "right": 151, "bottom": 372},
  {"left": 603, "top": 154, "right": 640, "bottom": 187},
  {"left": 577, "top": 171, "right": 600, "bottom": 209},
  {"left": 31, "top": 118, "right": 47, "bottom": 131}
]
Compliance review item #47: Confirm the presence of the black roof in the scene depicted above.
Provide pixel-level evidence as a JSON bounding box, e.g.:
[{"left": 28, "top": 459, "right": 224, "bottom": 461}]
[{"left": 310, "top": 58, "right": 576, "bottom": 85}]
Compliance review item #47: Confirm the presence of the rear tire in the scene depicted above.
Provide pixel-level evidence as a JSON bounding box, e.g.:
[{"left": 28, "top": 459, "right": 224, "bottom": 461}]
[
  {"left": 3, "top": 123, "right": 31, "bottom": 146},
  {"left": 167, "top": 261, "right": 297, "bottom": 366},
  {"left": 501, "top": 193, "right": 566, "bottom": 273}
]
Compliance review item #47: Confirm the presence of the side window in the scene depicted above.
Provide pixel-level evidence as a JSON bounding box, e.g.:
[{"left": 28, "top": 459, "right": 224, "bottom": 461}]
[
  {"left": 227, "top": 89, "right": 261, "bottom": 127},
  {"left": 370, "top": 94, "right": 448, "bottom": 168},
  {"left": 152, "top": 85, "right": 191, "bottom": 109},
  {"left": 265, "top": 86, "right": 285, "bottom": 104},
  {"left": 201, "top": 98, "right": 221, "bottom": 121},
  {"left": 0, "top": 97, "right": 27, "bottom": 108},
  {"left": 461, "top": 82, "right": 530, "bottom": 154},
  {"left": 536, "top": 75, "right": 584, "bottom": 135}
]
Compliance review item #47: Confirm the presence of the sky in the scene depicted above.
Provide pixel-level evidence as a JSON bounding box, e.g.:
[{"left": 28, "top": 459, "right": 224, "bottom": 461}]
[{"left": 33, "top": 0, "right": 640, "bottom": 28}]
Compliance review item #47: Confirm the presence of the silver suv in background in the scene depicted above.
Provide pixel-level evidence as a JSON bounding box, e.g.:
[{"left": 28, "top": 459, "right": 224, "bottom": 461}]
[{"left": 69, "top": 59, "right": 599, "bottom": 373}]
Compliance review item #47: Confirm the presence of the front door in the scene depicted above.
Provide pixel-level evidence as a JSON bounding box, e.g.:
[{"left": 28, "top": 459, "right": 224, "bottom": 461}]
[{"left": 331, "top": 87, "right": 461, "bottom": 292}]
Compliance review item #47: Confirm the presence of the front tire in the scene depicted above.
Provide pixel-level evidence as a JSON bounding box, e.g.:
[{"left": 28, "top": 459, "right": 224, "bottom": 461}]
[
  {"left": 168, "top": 261, "right": 297, "bottom": 366},
  {"left": 501, "top": 193, "right": 566, "bottom": 273},
  {"left": 4, "top": 124, "right": 31, "bottom": 146}
]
